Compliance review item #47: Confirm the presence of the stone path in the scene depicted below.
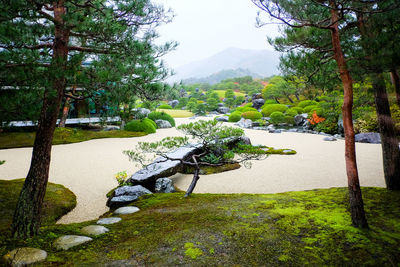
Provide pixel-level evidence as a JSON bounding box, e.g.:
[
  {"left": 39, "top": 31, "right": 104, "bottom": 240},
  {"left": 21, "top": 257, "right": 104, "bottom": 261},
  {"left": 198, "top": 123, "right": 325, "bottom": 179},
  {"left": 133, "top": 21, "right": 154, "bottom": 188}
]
[{"left": 3, "top": 206, "right": 140, "bottom": 265}]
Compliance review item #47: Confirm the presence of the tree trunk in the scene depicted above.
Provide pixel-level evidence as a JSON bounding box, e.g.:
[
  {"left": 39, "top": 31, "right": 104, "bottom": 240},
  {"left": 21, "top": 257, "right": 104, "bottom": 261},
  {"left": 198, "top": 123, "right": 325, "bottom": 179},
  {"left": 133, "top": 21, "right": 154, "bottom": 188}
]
[
  {"left": 295, "top": 93, "right": 300, "bottom": 101},
  {"left": 12, "top": 1, "right": 69, "bottom": 238},
  {"left": 59, "top": 97, "right": 70, "bottom": 128},
  {"left": 185, "top": 156, "right": 200, "bottom": 197},
  {"left": 286, "top": 95, "right": 294, "bottom": 103},
  {"left": 372, "top": 72, "right": 400, "bottom": 190},
  {"left": 274, "top": 97, "right": 280, "bottom": 104},
  {"left": 390, "top": 69, "right": 400, "bottom": 107},
  {"left": 330, "top": 3, "right": 368, "bottom": 228}
]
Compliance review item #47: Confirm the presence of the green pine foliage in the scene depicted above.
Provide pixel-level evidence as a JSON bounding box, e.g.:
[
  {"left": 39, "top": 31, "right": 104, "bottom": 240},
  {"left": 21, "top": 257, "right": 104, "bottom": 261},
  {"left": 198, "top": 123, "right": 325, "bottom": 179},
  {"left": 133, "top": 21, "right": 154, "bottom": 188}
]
[
  {"left": 158, "top": 104, "right": 172, "bottom": 109},
  {"left": 241, "top": 111, "right": 263, "bottom": 121},
  {"left": 298, "top": 100, "right": 318, "bottom": 108},
  {"left": 229, "top": 111, "right": 242, "bottom": 122},
  {"left": 261, "top": 104, "right": 289, "bottom": 117},
  {"left": 270, "top": 111, "right": 285, "bottom": 124}
]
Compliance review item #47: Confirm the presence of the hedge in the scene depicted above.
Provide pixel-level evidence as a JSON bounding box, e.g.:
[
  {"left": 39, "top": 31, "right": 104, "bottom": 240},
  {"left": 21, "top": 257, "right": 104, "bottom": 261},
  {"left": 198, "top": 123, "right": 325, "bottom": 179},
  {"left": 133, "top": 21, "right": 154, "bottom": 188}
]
[{"left": 261, "top": 104, "right": 288, "bottom": 116}]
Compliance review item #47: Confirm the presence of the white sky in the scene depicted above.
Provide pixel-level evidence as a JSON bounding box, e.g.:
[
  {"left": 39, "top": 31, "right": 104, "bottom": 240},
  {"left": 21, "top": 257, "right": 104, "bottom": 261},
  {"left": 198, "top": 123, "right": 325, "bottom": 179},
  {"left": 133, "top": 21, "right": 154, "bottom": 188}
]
[{"left": 153, "top": 0, "right": 280, "bottom": 69}]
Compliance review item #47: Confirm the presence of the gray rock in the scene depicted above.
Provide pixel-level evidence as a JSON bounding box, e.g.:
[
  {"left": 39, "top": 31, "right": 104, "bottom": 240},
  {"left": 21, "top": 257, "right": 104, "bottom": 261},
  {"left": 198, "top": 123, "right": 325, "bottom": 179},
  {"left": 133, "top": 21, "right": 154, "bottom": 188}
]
[
  {"left": 155, "top": 178, "right": 176, "bottom": 193},
  {"left": 337, "top": 118, "right": 344, "bottom": 134},
  {"left": 355, "top": 132, "right": 381, "bottom": 144},
  {"left": 323, "top": 136, "right": 337, "bottom": 141},
  {"left": 107, "top": 185, "right": 152, "bottom": 208},
  {"left": 216, "top": 116, "right": 229, "bottom": 122},
  {"left": 80, "top": 225, "right": 109, "bottom": 236},
  {"left": 103, "top": 125, "right": 120, "bottom": 131},
  {"left": 114, "top": 206, "right": 140, "bottom": 215},
  {"left": 252, "top": 99, "right": 265, "bottom": 110},
  {"left": 217, "top": 106, "right": 230, "bottom": 114},
  {"left": 251, "top": 121, "right": 260, "bottom": 127},
  {"left": 168, "top": 100, "right": 179, "bottom": 108},
  {"left": 267, "top": 125, "right": 275, "bottom": 131},
  {"left": 108, "top": 195, "right": 138, "bottom": 208},
  {"left": 287, "top": 128, "right": 298, "bottom": 132},
  {"left": 218, "top": 103, "right": 225, "bottom": 107},
  {"left": 282, "top": 149, "right": 294, "bottom": 153},
  {"left": 252, "top": 93, "right": 263, "bottom": 100},
  {"left": 236, "top": 118, "right": 253, "bottom": 128},
  {"left": 294, "top": 114, "right": 306, "bottom": 126},
  {"left": 128, "top": 144, "right": 202, "bottom": 189},
  {"left": 3, "top": 247, "right": 47, "bottom": 266},
  {"left": 155, "top": 119, "right": 172, "bottom": 128},
  {"left": 334, "top": 134, "right": 343, "bottom": 139},
  {"left": 53, "top": 235, "right": 92, "bottom": 250},
  {"left": 97, "top": 217, "right": 122, "bottom": 225},
  {"left": 270, "top": 129, "right": 282, "bottom": 133}
]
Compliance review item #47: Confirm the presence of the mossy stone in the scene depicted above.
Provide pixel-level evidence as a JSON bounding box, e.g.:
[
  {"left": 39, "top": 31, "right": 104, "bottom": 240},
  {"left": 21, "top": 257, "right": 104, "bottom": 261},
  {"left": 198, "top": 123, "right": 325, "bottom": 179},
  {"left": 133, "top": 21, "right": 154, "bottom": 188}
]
[{"left": 3, "top": 247, "right": 47, "bottom": 266}]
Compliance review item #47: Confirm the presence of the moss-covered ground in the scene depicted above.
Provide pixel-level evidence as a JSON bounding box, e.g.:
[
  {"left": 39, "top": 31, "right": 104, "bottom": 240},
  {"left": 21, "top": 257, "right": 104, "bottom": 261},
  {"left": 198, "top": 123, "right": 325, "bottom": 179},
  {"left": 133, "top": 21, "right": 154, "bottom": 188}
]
[
  {"left": 156, "top": 109, "right": 194, "bottom": 118},
  {"left": 2, "top": 185, "right": 400, "bottom": 266},
  {"left": 0, "top": 127, "right": 147, "bottom": 149}
]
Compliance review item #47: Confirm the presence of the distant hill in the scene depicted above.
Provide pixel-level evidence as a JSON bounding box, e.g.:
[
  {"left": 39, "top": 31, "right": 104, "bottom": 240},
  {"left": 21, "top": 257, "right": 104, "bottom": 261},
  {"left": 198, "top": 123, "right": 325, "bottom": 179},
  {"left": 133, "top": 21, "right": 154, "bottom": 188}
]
[
  {"left": 169, "top": 47, "right": 280, "bottom": 83},
  {"left": 182, "top": 68, "right": 262, "bottom": 85}
]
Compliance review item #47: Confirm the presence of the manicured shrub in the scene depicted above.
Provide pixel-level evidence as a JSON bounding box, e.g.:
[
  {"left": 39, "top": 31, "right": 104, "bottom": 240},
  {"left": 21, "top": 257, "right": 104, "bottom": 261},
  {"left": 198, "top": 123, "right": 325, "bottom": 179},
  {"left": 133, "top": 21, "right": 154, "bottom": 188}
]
[
  {"left": 303, "top": 105, "right": 319, "bottom": 113},
  {"left": 146, "top": 117, "right": 158, "bottom": 129},
  {"left": 194, "top": 103, "right": 206, "bottom": 115},
  {"left": 236, "top": 106, "right": 258, "bottom": 112},
  {"left": 244, "top": 103, "right": 253, "bottom": 107},
  {"left": 264, "top": 99, "right": 277, "bottom": 105},
  {"left": 125, "top": 119, "right": 156, "bottom": 133},
  {"left": 241, "top": 111, "right": 262, "bottom": 121},
  {"left": 316, "top": 118, "right": 338, "bottom": 134},
  {"left": 297, "top": 100, "right": 318, "bottom": 108},
  {"left": 261, "top": 104, "right": 288, "bottom": 117},
  {"left": 158, "top": 104, "right": 172, "bottom": 109},
  {"left": 354, "top": 115, "right": 379, "bottom": 133},
  {"left": 284, "top": 116, "right": 295, "bottom": 125},
  {"left": 285, "top": 108, "right": 298, "bottom": 117},
  {"left": 291, "top": 106, "right": 304, "bottom": 114},
  {"left": 148, "top": 111, "right": 176, "bottom": 127},
  {"left": 270, "top": 111, "right": 285, "bottom": 124},
  {"left": 229, "top": 111, "right": 242, "bottom": 122}
]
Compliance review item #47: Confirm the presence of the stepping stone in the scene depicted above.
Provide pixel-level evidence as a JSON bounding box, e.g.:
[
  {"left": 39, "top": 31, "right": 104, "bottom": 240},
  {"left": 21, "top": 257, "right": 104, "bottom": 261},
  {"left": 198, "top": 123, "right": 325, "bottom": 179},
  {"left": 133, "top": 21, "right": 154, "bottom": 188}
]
[
  {"left": 114, "top": 206, "right": 140, "bottom": 215},
  {"left": 81, "top": 225, "right": 109, "bottom": 236},
  {"left": 3, "top": 247, "right": 47, "bottom": 266},
  {"left": 323, "top": 136, "right": 337, "bottom": 142},
  {"left": 97, "top": 217, "right": 121, "bottom": 225},
  {"left": 53, "top": 235, "right": 92, "bottom": 250}
]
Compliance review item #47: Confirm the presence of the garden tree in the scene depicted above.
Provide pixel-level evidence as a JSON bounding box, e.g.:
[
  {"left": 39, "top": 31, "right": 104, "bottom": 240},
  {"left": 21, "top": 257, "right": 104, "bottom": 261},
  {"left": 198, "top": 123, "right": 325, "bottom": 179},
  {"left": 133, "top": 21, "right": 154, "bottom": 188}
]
[
  {"left": 354, "top": 0, "right": 400, "bottom": 190},
  {"left": 235, "top": 95, "right": 246, "bottom": 106},
  {"left": 124, "top": 120, "right": 268, "bottom": 196},
  {"left": 186, "top": 98, "right": 198, "bottom": 112},
  {"left": 390, "top": 69, "right": 400, "bottom": 106},
  {"left": 224, "top": 89, "right": 236, "bottom": 108},
  {"left": 206, "top": 96, "right": 219, "bottom": 112},
  {"left": 262, "top": 81, "right": 281, "bottom": 103},
  {"left": 0, "top": 0, "right": 175, "bottom": 238},
  {"left": 263, "top": 75, "right": 296, "bottom": 103},
  {"left": 253, "top": 0, "right": 369, "bottom": 228}
]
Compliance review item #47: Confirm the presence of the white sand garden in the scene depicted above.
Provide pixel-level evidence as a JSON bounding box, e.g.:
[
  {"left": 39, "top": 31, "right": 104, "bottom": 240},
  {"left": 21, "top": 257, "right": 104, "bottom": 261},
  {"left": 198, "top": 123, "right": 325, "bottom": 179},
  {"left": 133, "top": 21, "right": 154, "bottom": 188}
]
[{"left": 0, "top": 117, "right": 385, "bottom": 224}]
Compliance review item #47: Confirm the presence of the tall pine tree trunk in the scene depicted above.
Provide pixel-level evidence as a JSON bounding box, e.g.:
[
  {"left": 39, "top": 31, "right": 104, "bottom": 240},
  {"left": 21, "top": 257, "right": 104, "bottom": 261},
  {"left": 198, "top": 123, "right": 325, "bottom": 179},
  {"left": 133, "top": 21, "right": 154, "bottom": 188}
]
[
  {"left": 372, "top": 72, "right": 400, "bottom": 190},
  {"left": 59, "top": 97, "right": 70, "bottom": 128},
  {"left": 330, "top": 2, "right": 368, "bottom": 228},
  {"left": 12, "top": 1, "right": 69, "bottom": 238},
  {"left": 390, "top": 69, "right": 400, "bottom": 107}
]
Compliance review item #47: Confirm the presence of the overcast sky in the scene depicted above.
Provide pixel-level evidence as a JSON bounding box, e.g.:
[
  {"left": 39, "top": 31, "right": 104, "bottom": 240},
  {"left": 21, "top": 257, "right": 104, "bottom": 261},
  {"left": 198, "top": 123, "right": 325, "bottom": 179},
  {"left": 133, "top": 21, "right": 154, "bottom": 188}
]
[{"left": 153, "top": 0, "right": 280, "bottom": 69}]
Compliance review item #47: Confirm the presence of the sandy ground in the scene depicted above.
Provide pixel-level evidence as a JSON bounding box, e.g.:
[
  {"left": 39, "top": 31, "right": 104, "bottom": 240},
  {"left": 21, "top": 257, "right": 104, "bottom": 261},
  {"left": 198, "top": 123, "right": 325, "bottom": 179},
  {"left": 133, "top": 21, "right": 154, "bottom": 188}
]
[{"left": 0, "top": 117, "right": 385, "bottom": 224}]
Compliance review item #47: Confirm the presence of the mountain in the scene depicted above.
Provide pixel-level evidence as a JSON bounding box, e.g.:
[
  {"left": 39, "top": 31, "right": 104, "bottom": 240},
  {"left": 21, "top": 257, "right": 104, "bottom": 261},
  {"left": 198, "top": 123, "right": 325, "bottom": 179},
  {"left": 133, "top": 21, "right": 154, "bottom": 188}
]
[
  {"left": 182, "top": 68, "right": 262, "bottom": 85},
  {"left": 169, "top": 47, "right": 280, "bottom": 83}
]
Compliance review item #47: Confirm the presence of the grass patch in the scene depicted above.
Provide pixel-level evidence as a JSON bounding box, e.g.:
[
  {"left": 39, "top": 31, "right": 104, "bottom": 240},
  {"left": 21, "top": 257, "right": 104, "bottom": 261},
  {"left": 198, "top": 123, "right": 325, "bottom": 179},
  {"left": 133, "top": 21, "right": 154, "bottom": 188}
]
[
  {"left": 0, "top": 128, "right": 147, "bottom": 149},
  {"left": 156, "top": 109, "right": 194, "bottom": 118},
  {"left": 0, "top": 179, "right": 76, "bottom": 244},
  {"left": 214, "top": 90, "right": 246, "bottom": 99},
  {"left": 1, "top": 187, "right": 399, "bottom": 266}
]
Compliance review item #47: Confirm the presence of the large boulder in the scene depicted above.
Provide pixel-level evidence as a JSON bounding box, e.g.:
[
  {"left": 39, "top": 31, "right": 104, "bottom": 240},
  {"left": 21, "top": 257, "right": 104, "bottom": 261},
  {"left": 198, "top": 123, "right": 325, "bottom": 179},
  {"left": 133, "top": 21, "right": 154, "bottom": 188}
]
[
  {"left": 107, "top": 185, "right": 152, "bottom": 208},
  {"left": 218, "top": 103, "right": 225, "bottom": 107},
  {"left": 337, "top": 118, "right": 344, "bottom": 135},
  {"left": 131, "top": 108, "right": 150, "bottom": 118},
  {"left": 155, "top": 178, "right": 176, "bottom": 193},
  {"left": 294, "top": 113, "right": 308, "bottom": 126},
  {"left": 252, "top": 93, "right": 263, "bottom": 100},
  {"left": 355, "top": 132, "right": 381, "bottom": 144},
  {"left": 168, "top": 100, "right": 179, "bottom": 108},
  {"left": 236, "top": 118, "right": 253, "bottom": 128},
  {"left": 217, "top": 106, "right": 230, "bottom": 114},
  {"left": 252, "top": 99, "right": 265, "bottom": 110},
  {"left": 155, "top": 119, "right": 172, "bottom": 129}
]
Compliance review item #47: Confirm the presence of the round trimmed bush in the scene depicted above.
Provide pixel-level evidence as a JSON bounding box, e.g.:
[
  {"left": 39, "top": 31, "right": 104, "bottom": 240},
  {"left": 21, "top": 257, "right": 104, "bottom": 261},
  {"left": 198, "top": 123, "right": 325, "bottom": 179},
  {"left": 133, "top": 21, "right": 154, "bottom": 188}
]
[
  {"left": 270, "top": 111, "right": 285, "bottom": 124},
  {"left": 148, "top": 111, "right": 176, "bottom": 127},
  {"left": 291, "top": 106, "right": 304, "bottom": 114},
  {"left": 303, "top": 105, "right": 319, "bottom": 113},
  {"left": 297, "top": 100, "right": 318, "bottom": 108},
  {"left": 284, "top": 116, "right": 295, "bottom": 125},
  {"left": 236, "top": 106, "right": 258, "bottom": 112},
  {"left": 261, "top": 104, "right": 288, "bottom": 117},
  {"left": 264, "top": 99, "right": 277, "bottom": 105},
  {"left": 229, "top": 111, "right": 242, "bottom": 122},
  {"left": 146, "top": 117, "right": 158, "bottom": 129},
  {"left": 158, "top": 104, "right": 172, "bottom": 109},
  {"left": 125, "top": 119, "right": 156, "bottom": 133},
  {"left": 241, "top": 111, "right": 262, "bottom": 121},
  {"left": 285, "top": 108, "right": 298, "bottom": 117}
]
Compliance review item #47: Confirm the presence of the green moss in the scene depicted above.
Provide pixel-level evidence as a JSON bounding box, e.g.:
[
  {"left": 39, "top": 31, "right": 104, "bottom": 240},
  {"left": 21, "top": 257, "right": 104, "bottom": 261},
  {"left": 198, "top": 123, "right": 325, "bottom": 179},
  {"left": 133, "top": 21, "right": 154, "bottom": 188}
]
[
  {"left": 0, "top": 128, "right": 147, "bottom": 149},
  {"left": 1, "top": 188, "right": 399, "bottom": 266},
  {"left": 180, "top": 163, "right": 241, "bottom": 175}
]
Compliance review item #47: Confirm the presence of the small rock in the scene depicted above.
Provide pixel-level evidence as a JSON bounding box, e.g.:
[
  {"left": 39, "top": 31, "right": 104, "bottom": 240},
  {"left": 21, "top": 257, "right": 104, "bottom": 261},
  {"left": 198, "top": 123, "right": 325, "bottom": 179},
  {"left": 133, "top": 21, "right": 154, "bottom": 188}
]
[
  {"left": 97, "top": 217, "right": 122, "bottom": 225},
  {"left": 323, "top": 136, "right": 337, "bottom": 141},
  {"left": 217, "top": 107, "right": 230, "bottom": 114},
  {"left": 3, "top": 247, "right": 47, "bottom": 266},
  {"left": 80, "top": 225, "right": 109, "bottom": 236},
  {"left": 271, "top": 129, "right": 282, "bottom": 133},
  {"left": 216, "top": 116, "right": 229, "bottom": 122},
  {"left": 114, "top": 206, "right": 140, "bottom": 215},
  {"left": 168, "top": 100, "right": 179, "bottom": 108},
  {"left": 155, "top": 119, "right": 172, "bottom": 128},
  {"left": 334, "top": 134, "right": 343, "bottom": 139},
  {"left": 108, "top": 195, "right": 138, "bottom": 209},
  {"left": 103, "top": 125, "right": 120, "bottom": 131},
  {"left": 53, "top": 235, "right": 92, "bottom": 250},
  {"left": 236, "top": 118, "right": 253, "bottom": 128},
  {"left": 355, "top": 132, "right": 381, "bottom": 144},
  {"left": 252, "top": 99, "right": 265, "bottom": 110},
  {"left": 287, "top": 128, "right": 298, "bottom": 132},
  {"left": 155, "top": 178, "right": 176, "bottom": 193},
  {"left": 282, "top": 149, "right": 294, "bottom": 153}
]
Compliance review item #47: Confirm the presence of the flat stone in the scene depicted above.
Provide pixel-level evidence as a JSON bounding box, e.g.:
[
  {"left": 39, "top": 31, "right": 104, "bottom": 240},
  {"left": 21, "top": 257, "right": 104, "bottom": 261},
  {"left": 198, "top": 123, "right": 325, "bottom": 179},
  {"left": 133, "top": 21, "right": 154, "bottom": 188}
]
[
  {"left": 114, "top": 206, "right": 140, "bottom": 215},
  {"left": 97, "top": 217, "right": 122, "bottom": 225},
  {"left": 282, "top": 149, "right": 294, "bottom": 153},
  {"left": 355, "top": 132, "right": 381, "bottom": 144},
  {"left": 53, "top": 235, "right": 92, "bottom": 250},
  {"left": 3, "top": 247, "right": 47, "bottom": 266},
  {"left": 155, "top": 178, "right": 175, "bottom": 193},
  {"left": 323, "top": 136, "right": 337, "bottom": 141},
  {"left": 81, "top": 225, "right": 109, "bottom": 236}
]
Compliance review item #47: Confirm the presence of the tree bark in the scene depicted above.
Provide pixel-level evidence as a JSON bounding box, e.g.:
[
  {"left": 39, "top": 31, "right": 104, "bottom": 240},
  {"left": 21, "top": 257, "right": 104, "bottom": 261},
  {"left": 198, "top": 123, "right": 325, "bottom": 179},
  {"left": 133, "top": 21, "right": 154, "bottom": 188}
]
[
  {"left": 12, "top": 1, "right": 69, "bottom": 238},
  {"left": 59, "top": 97, "right": 70, "bottom": 128},
  {"left": 184, "top": 156, "right": 200, "bottom": 197},
  {"left": 329, "top": 3, "right": 368, "bottom": 228},
  {"left": 390, "top": 69, "right": 400, "bottom": 107},
  {"left": 372, "top": 72, "right": 400, "bottom": 190},
  {"left": 274, "top": 97, "right": 280, "bottom": 104},
  {"left": 286, "top": 95, "right": 294, "bottom": 103}
]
